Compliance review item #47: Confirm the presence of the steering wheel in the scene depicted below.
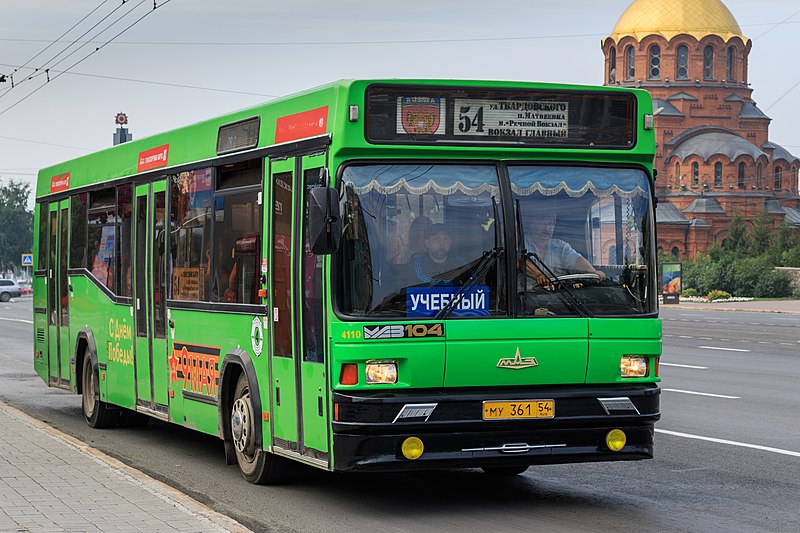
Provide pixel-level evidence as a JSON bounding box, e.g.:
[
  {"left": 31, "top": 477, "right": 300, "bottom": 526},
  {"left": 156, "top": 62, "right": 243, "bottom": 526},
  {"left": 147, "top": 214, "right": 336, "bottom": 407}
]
[{"left": 552, "top": 273, "right": 601, "bottom": 283}]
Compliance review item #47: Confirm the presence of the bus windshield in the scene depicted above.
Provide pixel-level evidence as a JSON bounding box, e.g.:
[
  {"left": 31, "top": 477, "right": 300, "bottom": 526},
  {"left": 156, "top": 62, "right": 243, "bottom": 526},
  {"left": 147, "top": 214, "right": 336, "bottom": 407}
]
[
  {"left": 510, "top": 165, "right": 655, "bottom": 317},
  {"left": 335, "top": 163, "right": 654, "bottom": 318},
  {"left": 336, "top": 164, "right": 506, "bottom": 318}
]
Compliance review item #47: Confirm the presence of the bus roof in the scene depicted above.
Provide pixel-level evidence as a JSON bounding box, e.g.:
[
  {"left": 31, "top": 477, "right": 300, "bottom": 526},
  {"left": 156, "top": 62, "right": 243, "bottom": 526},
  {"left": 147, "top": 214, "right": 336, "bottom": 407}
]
[{"left": 36, "top": 79, "right": 653, "bottom": 200}]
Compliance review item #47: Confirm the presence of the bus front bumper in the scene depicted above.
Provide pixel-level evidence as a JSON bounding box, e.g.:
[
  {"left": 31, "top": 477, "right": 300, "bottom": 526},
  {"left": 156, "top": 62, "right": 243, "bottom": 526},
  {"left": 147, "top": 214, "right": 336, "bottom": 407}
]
[{"left": 331, "top": 384, "right": 659, "bottom": 472}]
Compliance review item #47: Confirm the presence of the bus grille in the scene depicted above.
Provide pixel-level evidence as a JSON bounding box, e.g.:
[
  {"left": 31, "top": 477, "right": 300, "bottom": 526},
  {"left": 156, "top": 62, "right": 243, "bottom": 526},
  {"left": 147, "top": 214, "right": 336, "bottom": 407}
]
[{"left": 36, "top": 328, "right": 46, "bottom": 344}]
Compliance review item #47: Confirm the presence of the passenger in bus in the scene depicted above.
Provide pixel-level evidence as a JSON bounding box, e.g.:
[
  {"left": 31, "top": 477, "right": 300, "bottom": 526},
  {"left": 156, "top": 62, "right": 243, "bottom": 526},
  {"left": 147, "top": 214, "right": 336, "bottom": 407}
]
[
  {"left": 522, "top": 209, "right": 605, "bottom": 287},
  {"left": 412, "top": 223, "right": 468, "bottom": 285}
]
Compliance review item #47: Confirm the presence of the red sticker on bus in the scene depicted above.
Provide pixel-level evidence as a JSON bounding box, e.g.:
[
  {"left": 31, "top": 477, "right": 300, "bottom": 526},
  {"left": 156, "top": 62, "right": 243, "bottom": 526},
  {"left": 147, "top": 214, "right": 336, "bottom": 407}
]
[
  {"left": 275, "top": 106, "right": 328, "bottom": 144},
  {"left": 50, "top": 173, "right": 70, "bottom": 193},
  {"left": 137, "top": 144, "right": 170, "bottom": 172}
]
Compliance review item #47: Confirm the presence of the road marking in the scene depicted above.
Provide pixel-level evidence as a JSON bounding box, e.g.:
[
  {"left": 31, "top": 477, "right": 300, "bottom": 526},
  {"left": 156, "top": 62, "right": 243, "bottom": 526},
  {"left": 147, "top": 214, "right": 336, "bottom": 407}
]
[
  {"left": 0, "top": 317, "right": 33, "bottom": 325},
  {"left": 698, "top": 345, "right": 750, "bottom": 352},
  {"left": 656, "top": 429, "right": 800, "bottom": 458},
  {"left": 663, "top": 388, "right": 739, "bottom": 399},
  {"left": 678, "top": 335, "right": 694, "bottom": 338},
  {"left": 661, "top": 363, "right": 709, "bottom": 369},
  {"left": 698, "top": 337, "right": 713, "bottom": 340}
]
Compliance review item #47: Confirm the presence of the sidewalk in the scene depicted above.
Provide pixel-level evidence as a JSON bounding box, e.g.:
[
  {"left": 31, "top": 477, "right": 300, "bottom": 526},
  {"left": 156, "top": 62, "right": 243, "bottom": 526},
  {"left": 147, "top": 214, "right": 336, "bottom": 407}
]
[
  {"left": 0, "top": 400, "right": 249, "bottom": 533},
  {"left": 662, "top": 299, "right": 800, "bottom": 314}
]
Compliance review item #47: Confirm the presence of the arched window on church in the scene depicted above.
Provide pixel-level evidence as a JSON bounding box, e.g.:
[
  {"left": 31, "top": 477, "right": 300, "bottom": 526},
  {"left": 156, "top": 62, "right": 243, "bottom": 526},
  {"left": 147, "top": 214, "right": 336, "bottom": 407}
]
[
  {"left": 625, "top": 45, "right": 635, "bottom": 81},
  {"left": 671, "top": 247, "right": 680, "bottom": 259},
  {"left": 648, "top": 45, "right": 661, "bottom": 80},
  {"left": 704, "top": 45, "right": 715, "bottom": 80},
  {"left": 774, "top": 167, "right": 782, "bottom": 190},
  {"left": 676, "top": 45, "right": 689, "bottom": 80},
  {"left": 726, "top": 47, "right": 736, "bottom": 82},
  {"left": 691, "top": 162, "right": 699, "bottom": 186},
  {"left": 609, "top": 47, "right": 617, "bottom": 83},
  {"left": 738, "top": 163, "right": 746, "bottom": 188},
  {"left": 714, "top": 162, "right": 722, "bottom": 187},
  {"left": 757, "top": 163, "right": 763, "bottom": 188},
  {"left": 675, "top": 162, "right": 681, "bottom": 183}
]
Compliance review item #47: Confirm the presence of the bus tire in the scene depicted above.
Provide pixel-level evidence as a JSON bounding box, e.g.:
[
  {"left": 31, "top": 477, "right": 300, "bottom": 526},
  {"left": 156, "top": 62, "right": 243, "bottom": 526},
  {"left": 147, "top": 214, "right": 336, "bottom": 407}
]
[
  {"left": 480, "top": 465, "right": 529, "bottom": 476},
  {"left": 81, "top": 356, "right": 118, "bottom": 429},
  {"left": 231, "top": 373, "right": 289, "bottom": 484}
]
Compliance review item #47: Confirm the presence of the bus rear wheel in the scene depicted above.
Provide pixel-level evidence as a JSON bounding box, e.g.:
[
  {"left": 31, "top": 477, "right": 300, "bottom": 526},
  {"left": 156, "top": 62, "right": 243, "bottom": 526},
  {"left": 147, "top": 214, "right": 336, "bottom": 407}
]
[
  {"left": 81, "top": 356, "right": 118, "bottom": 429},
  {"left": 480, "top": 465, "right": 529, "bottom": 476},
  {"left": 230, "top": 373, "right": 289, "bottom": 484}
]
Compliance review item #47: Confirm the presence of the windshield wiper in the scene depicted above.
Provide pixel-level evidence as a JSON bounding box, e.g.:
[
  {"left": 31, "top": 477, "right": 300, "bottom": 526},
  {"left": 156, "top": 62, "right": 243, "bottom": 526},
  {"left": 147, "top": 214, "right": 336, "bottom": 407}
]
[
  {"left": 515, "top": 199, "right": 593, "bottom": 319},
  {"left": 436, "top": 196, "right": 503, "bottom": 320}
]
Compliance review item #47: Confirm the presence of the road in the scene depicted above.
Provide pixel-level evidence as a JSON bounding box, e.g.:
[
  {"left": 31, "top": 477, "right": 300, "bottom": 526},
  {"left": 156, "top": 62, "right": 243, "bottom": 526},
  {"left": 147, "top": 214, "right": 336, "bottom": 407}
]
[{"left": 1, "top": 299, "right": 798, "bottom": 532}]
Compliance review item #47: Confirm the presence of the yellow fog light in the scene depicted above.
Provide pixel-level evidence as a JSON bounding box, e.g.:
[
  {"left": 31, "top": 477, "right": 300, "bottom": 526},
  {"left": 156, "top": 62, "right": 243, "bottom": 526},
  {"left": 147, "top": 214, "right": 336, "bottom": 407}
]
[
  {"left": 365, "top": 362, "right": 398, "bottom": 384},
  {"left": 620, "top": 356, "right": 648, "bottom": 378},
  {"left": 401, "top": 436, "right": 424, "bottom": 460},
  {"left": 606, "top": 429, "right": 627, "bottom": 452}
]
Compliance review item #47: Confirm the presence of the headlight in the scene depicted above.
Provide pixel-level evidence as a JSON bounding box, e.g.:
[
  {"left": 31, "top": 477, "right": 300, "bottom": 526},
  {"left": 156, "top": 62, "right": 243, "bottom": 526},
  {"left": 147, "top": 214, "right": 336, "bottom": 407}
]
[
  {"left": 365, "top": 362, "right": 398, "bottom": 384},
  {"left": 620, "top": 356, "right": 648, "bottom": 378}
]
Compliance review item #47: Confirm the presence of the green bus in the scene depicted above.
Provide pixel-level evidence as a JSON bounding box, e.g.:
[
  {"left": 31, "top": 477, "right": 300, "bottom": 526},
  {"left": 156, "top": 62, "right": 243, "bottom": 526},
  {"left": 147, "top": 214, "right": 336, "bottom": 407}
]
[{"left": 33, "top": 79, "right": 661, "bottom": 483}]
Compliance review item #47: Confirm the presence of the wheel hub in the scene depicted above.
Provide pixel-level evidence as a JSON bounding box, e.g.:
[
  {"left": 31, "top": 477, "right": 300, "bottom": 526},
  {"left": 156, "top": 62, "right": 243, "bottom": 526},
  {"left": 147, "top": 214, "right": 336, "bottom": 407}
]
[{"left": 231, "top": 397, "right": 252, "bottom": 453}]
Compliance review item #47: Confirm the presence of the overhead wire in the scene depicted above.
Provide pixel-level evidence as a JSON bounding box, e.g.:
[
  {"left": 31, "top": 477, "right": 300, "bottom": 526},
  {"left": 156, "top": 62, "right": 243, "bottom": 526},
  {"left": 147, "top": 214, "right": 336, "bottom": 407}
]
[{"left": 0, "top": 0, "right": 174, "bottom": 118}]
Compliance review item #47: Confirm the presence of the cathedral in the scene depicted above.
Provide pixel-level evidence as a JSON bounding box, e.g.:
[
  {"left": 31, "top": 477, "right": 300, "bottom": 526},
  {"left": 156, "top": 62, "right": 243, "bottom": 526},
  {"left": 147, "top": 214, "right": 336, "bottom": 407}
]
[{"left": 602, "top": 0, "right": 800, "bottom": 259}]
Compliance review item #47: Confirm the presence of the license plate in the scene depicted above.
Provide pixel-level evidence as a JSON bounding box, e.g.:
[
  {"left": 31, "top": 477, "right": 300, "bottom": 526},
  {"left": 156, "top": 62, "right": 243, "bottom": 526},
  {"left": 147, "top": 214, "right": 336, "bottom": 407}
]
[{"left": 482, "top": 400, "right": 555, "bottom": 420}]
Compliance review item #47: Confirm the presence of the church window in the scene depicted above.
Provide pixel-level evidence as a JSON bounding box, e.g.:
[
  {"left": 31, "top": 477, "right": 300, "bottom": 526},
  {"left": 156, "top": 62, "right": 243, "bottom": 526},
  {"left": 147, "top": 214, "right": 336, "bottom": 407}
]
[
  {"left": 675, "top": 162, "right": 680, "bottom": 182},
  {"left": 704, "top": 46, "right": 715, "bottom": 80},
  {"left": 774, "top": 167, "right": 782, "bottom": 190},
  {"left": 726, "top": 47, "right": 736, "bottom": 82},
  {"left": 714, "top": 162, "right": 722, "bottom": 187},
  {"left": 676, "top": 45, "right": 689, "bottom": 80},
  {"left": 625, "top": 45, "right": 635, "bottom": 80},
  {"left": 691, "top": 162, "right": 699, "bottom": 186},
  {"left": 609, "top": 47, "right": 617, "bottom": 83},
  {"left": 648, "top": 45, "right": 661, "bottom": 80},
  {"left": 738, "top": 163, "right": 746, "bottom": 188},
  {"left": 757, "top": 163, "right": 763, "bottom": 188},
  {"left": 671, "top": 247, "right": 680, "bottom": 259}
]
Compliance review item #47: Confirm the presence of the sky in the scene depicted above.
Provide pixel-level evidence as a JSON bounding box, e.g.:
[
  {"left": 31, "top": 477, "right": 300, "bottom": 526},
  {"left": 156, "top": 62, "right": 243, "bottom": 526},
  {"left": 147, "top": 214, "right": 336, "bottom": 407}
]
[{"left": 1, "top": 0, "right": 799, "bottom": 199}]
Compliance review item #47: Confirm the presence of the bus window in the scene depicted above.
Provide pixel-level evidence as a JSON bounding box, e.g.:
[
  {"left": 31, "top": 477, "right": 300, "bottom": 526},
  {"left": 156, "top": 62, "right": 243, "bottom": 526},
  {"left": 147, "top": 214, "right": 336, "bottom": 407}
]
[
  {"left": 88, "top": 188, "right": 117, "bottom": 291},
  {"left": 170, "top": 168, "right": 213, "bottom": 302},
  {"left": 117, "top": 184, "right": 134, "bottom": 297},
  {"left": 69, "top": 193, "right": 88, "bottom": 269}
]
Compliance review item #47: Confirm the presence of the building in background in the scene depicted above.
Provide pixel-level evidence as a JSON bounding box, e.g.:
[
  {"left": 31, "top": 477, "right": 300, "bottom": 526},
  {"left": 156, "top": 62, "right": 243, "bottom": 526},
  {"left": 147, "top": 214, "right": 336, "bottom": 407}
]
[{"left": 602, "top": 0, "right": 800, "bottom": 259}]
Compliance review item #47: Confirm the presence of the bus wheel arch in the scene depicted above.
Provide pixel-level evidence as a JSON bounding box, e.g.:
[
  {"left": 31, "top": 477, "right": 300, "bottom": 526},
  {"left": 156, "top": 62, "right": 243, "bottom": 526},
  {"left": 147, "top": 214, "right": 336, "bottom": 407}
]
[
  {"left": 76, "top": 328, "right": 118, "bottom": 429},
  {"left": 219, "top": 349, "right": 289, "bottom": 484}
]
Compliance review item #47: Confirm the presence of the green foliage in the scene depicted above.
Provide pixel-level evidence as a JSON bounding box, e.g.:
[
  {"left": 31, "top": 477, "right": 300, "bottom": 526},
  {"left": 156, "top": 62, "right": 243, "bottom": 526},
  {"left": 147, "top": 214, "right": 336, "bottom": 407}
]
[
  {"left": 707, "top": 290, "right": 731, "bottom": 301},
  {"left": 682, "top": 288, "right": 698, "bottom": 297},
  {"left": 0, "top": 180, "right": 34, "bottom": 273},
  {"left": 682, "top": 210, "right": 797, "bottom": 299}
]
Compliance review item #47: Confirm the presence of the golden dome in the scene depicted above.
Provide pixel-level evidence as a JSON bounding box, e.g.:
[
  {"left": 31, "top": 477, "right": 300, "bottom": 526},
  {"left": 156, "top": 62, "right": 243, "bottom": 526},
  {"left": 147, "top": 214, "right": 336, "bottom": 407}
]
[{"left": 609, "top": 0, "right": 747, "bottom": 43}]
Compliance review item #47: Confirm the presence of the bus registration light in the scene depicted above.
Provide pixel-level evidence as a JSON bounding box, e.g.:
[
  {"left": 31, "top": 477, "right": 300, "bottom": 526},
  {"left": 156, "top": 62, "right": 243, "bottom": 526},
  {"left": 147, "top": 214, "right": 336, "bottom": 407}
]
[
  {"left": 606, "top": 429, "right": 627, "bottom": 452},
  {"left": 401, "top": 436, "right": 424, "bottom": 460},
  {"left": 620, "top": 356, "right": 648, "bottom": 378},
  {"left": 365, "top": 362, "right": 397, "bottom": 384}
]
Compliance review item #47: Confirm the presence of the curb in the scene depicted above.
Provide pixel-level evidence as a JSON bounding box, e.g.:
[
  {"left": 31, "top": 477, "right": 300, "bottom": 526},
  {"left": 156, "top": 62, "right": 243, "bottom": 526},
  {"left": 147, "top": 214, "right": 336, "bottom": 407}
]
[{"left": 0, "top": 399, "right": 251, "bottom": 533}]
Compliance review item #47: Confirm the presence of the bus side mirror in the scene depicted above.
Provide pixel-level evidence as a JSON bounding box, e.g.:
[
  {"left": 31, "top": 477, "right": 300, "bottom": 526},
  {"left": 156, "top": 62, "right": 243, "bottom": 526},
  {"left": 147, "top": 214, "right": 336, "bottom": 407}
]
[{"left": 308, "top": 187, "right": 342, "bottom": 255}]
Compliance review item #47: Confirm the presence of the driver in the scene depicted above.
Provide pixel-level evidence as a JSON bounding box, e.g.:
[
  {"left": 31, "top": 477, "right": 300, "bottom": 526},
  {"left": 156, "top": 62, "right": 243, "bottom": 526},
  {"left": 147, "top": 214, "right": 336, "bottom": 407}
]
[{"left": 523, "top": 210, "right": 605, "bottom": 287}]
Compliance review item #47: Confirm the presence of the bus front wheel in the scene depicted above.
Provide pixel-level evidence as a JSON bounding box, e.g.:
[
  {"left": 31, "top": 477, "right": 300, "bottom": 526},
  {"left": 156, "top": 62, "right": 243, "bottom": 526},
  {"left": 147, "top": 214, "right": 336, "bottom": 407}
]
[
  {"left": 230, "top": 373, "right": 289, "bottom": 484},
  {"left": 81, "top": 355, "right": 118, "bottom": 429}
]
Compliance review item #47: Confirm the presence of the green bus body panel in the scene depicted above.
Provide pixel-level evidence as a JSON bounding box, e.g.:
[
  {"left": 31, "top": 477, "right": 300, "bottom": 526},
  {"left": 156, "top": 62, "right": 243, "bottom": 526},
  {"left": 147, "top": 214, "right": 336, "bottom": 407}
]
[
  {"left": 444, "top": 319, "right": 589, "bottom": 387},
  {"left": 587, "top": 318, "right": 662, "bottom": 383},
  {"left": 300, "top": 363, "right": 328, "bottom": 452}
]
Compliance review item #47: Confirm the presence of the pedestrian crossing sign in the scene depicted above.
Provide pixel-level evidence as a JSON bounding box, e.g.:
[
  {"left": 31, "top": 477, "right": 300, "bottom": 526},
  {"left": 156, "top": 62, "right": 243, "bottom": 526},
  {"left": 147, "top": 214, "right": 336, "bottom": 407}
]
[{"left": 21, "top": 253, "right": 33, "bottom": 267}]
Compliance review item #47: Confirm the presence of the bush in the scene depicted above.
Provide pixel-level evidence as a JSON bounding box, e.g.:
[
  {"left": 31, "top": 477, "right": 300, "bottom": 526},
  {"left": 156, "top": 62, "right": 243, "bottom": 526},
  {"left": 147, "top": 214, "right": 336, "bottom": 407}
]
[
  {"left": 682, "top": 288, "right": 698, "bottom": 297},
  {"left": 707, "top": 290, "right": 731, "bottom": 301}
]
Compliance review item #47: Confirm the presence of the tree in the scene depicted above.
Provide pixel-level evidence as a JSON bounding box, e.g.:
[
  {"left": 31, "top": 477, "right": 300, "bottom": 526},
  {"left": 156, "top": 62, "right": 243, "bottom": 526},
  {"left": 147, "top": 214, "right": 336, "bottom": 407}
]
[{"left": 0, "top": 180, "right": 34, "bottom": 274}]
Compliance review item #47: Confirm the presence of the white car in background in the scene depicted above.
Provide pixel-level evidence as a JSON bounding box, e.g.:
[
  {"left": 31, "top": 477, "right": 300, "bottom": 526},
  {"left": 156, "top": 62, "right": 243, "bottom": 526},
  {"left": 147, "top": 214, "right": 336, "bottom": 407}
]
[{"left": 0, "top": 279, "right": 22, "bottom": 302}]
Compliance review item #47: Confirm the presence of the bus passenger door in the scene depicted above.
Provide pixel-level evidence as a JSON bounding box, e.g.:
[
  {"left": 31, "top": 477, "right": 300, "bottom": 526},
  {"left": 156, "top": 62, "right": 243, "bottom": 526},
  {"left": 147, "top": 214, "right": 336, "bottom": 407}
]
[
  {"left": 267, "top": 151, "right": 330, "bottom": 463},
  {"left": 297, "top": 153, "right": 329, "bottom": 458},
  {"left": 46, "top": 200, "right": 71, "bottom": 387},
  {"left": 268, "top": 157, "right": 299, "bottom": 448},
  {"left": 133, "top": 181, "right": 169, "bottom": 417}
]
